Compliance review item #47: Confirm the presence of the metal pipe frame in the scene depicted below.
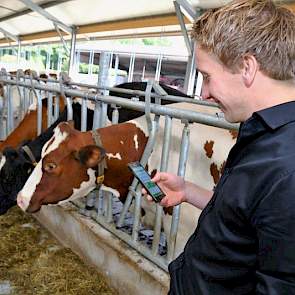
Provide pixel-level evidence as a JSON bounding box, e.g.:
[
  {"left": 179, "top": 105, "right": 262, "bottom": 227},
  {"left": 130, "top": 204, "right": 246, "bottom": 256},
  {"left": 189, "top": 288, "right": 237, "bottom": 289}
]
[
  {"left": 0, "top": 76, "right": 239, "bottom": 130},
  {"left": 18, "top": 0, "right": 72, "bottom": 35},
  {"left": 167, "top": 121, "right": 190, "bottom": 262},
  {"left": 0, "top": 74, "right": 239, "bottom": 272},
  {"left": 173, "top": 1, "right": 192, "bottom": 56},
  {"left": 151, "top": 115, "right": 172, "bottom": 256},
  {"left": 5, "top": 72, "right": 218, "bottom": 107},
  {"left": 0, "top": 28, "right": 19, "bottom": 43}
]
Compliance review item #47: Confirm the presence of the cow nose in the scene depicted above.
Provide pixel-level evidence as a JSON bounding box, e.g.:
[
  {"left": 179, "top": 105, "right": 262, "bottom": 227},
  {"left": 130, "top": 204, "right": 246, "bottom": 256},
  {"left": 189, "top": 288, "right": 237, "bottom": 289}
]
[{"left": 17, "top": 193, "right": 29, "bottom": 211}]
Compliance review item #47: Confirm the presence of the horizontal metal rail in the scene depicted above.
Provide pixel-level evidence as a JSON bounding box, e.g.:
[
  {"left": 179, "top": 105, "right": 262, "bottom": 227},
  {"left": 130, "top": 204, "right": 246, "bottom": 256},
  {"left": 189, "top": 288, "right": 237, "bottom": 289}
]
[
  {"left": 0, "top": 78, "right": 239, "bottom": 130},
  {"left": 5, "top": 73, "right": 219, "bottom": 108}
]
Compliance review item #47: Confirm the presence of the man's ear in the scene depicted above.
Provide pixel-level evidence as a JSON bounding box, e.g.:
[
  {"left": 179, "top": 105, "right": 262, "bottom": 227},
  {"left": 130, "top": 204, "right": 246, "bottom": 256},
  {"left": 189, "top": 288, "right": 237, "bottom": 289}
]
[
  {"left": 76, "top": 145, "right": 106, "bottom": 168},
  {"left": 241, "top": 54, "right": 258, "bottom": 88}
]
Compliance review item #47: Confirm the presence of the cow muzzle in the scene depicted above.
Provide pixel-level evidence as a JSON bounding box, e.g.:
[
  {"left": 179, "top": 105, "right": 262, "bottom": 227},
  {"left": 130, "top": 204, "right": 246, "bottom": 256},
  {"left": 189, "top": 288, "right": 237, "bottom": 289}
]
[{"left": 16, "top": 192, "right": 30, "bottom": 212}]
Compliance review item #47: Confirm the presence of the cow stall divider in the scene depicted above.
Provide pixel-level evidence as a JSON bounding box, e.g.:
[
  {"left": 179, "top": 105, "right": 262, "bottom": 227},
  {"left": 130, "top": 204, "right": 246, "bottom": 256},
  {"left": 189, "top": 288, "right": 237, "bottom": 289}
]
[
  {"left": 0, "top": 68, "right": 58, "bottom": 139},
  {"left": 0, "top": 71, "right": 238, "bottom": 273}
]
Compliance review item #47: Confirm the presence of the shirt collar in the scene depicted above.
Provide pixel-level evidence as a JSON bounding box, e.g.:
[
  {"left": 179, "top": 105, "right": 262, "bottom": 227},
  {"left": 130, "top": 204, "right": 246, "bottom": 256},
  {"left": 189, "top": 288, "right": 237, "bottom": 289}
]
[
  {"left": 238, "top": 101, "right": 295, "bottom": 140},
  {"left": 253, "top": 101, "right": 295, "bottom": 130}
]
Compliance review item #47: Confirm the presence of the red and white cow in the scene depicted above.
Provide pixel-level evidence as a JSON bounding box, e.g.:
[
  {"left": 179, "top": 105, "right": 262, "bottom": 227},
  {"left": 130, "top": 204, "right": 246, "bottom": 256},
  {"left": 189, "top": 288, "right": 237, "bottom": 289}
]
[
  {"left": 0, "top": 96, "right": 65, "bottom": 151},
  {"left": 17, "top": 102, "right": 237, "bottom": 257}
]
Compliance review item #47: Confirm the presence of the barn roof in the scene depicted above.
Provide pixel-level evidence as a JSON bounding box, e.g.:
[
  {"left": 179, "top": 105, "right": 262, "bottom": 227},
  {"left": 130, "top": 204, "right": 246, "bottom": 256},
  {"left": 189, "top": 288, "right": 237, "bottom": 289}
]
[{"left": 0, "top": 0, "right": 294, "bottom": 47}]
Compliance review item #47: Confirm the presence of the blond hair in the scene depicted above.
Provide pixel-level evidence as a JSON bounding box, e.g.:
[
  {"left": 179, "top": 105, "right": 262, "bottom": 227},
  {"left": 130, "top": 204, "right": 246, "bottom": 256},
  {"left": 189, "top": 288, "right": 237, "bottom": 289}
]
[{"left": 192, "top": 0, "right": 295, "bottom": 80}]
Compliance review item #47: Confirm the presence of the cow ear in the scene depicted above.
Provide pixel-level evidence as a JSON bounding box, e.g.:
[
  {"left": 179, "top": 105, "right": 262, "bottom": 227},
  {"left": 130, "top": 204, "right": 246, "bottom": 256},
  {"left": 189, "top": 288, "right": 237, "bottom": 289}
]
[
  {"left": 77, "top": 145, "right": 106, "bottom": 168},
  {"left": 67, "top": 120, "right": 75, "bottom": 128}
]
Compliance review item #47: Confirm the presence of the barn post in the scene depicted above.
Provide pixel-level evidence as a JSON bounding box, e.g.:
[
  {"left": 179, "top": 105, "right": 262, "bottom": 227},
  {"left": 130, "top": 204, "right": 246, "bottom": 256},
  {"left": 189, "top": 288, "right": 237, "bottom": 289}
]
[{"left": 68, "top": 26, "right": 77, "bottom": 77}]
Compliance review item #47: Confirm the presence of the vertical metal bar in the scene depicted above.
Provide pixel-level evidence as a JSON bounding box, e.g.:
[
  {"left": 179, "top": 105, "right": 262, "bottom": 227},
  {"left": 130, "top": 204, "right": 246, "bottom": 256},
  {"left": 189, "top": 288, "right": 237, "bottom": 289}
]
[
  {"left": 100, "top": 102, "right": 108, "bottom": 127},
  {"left": 167, "top": 121, "right": 190, "bottom": 262},
  {"left": 113, "top": 54, "right": 119, "bottom": 84},
  {"left": 68, "top": 26, "right": 77, "bottom": 76},
  {"left": 79, "top": 190, "right": 97, "bottom": 217},
  {"left": 106, "top": 191, "right": 113, "bottom": 223},
  {"left": 65, "top": 96, "right": 73, "bottom": 120},
  {"left": 174, "top": 1, "right": 193, "bottom": 55},
  {"left": 152, "top": 116, "right": 172, "bottom": 255},
  {"left": 89, "top": 50, "right": 94, "bottom": 75},
  {"left": 81, "top": 95, "right": 87, "bottom": 131},
  {"left": 54, "top": 93, "right": 59, "bottom": 121},
  {"left": 128, "top": 53, "right": 135, "bottom": 82},
  {"left": 6, "top": 85, "right": 13, "bottom": 134},
  {"left": 92, "top": 99, "right": 102, "bottom": 130},
  {"left": 142, "top": 60, "right": 146, "bottom": 81},
  {"left": 155, "top": 54, "right": 162, "bottom": 82},
  {"left": 57, "top": 50, "right": 62, "bottom": 72},
  {"left": 111, "top": 105, "right": 119, "bottom": 124},
  {"left": 195, "top": 71, "right": 203, "bottom": 99},
  {"left": 96, "top": 189, "right": 104, "bottom": 216},
  {"left": 93, "top": 51, "right": 111, "bottom": 129},
  {"left": 46, "top": 51, "right": 50, "bottom": 71},
  {"left": 47, "top": 91, "right": 53, "bottom": 127},
  {"left": 36, "top": 91, "right": 42, "bottom": 136},
  {"left": 23, "top": 77, "right": 28, "bottom": 113},
  {"left": 117, "top": 82, "right": 157, "bottom": 228},
  {"left": 184, "top": 48, "right": 196, "bottom": 95},
  {"left": 17, "top": 42, "right": 21, "bottom": 66},
  {"left": 131, "top": 190, "right": 143, "bottom": 242},
  {"left": 0, "top": 94, "right": 4, "bottom": 140},
  {"left": 117, "top": 119, "right": 158, "bottom": 227},
  {"left": 16, "top": 70, "right": 25, "bottom": 120}
]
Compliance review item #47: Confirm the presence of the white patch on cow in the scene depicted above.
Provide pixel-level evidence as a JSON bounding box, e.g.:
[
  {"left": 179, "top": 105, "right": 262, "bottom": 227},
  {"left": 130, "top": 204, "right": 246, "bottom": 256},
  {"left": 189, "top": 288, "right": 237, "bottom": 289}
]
[
  {"left": 17, "top": 126, "right": 69, "bottom": 211},
  {"left": 101, "top": 185, "right": 120, "bottom": 198},
  {"left": 72, "top": 97, "right": 95, "bottom": 110},
  {"left": 28, "top": 102, "right": 37, "bottom": 112},
  {"left": 106, "top": 152, "right": 122, "bottom": 160},
  {"left": 133, "top": 134, "right": 139, "bottom": 150},
  {"left": 17, "top": 161, "right": 43, "bottom": 211},
  {"left": 120, "top": 141, "right": 124, "bottom": 145},
  {"left": 41, "top": 126, "right": 68, "bottom": 157},
  {"left": 57, "top": 168, "right": 97, "bottom": 204},
  {"left": 0, "top": 155, "right": 6, "bottom": 171},
  {"left": 129, "top": 120, "right": 148, "bottom": 137}
]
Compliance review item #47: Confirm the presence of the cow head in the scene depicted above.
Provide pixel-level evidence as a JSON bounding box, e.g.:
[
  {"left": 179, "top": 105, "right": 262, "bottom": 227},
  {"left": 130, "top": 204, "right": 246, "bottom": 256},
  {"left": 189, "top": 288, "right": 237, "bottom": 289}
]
[
  {"left": 0, "top": 147, "right": 35, "bottom": 214},
  {"left": 17, "top": 122, "right": 106, "bottom": 213}
]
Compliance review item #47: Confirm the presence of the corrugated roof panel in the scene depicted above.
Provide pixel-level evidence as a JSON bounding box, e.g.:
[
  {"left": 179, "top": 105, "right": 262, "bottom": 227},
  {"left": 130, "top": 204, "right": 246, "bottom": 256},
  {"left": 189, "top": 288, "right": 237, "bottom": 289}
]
[
  {"left": 0, "top": 0, "right": 294, "bottom": 45},
  {"left": 46, "top": 0, "right": 176, "bottom": 26}
]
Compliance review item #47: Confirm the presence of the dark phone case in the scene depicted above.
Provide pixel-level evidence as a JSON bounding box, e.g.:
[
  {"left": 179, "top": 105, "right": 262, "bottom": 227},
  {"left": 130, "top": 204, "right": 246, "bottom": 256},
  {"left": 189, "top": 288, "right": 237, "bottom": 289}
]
[{"left": 128, "top": 161, "right": 165, "bottom": 203}]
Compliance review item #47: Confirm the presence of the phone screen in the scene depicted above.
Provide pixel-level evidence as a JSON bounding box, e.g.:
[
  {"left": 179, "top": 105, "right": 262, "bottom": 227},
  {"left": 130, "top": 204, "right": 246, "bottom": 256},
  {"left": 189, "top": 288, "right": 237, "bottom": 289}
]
[{"left": 128, "top": 162, "right": 165, "bottom": 202}]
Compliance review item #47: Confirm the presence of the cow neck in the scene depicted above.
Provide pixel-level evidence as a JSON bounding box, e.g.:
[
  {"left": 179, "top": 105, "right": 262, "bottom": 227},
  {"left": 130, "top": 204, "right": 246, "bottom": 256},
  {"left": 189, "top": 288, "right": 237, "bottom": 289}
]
[{"left": 91, "top": 129, "right": 107, "bottom": 187}]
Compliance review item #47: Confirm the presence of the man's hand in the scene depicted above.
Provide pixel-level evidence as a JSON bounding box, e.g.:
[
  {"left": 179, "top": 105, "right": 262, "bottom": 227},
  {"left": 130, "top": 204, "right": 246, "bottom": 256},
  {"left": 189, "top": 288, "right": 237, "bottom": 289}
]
[{"left": 142, "top": 172, "right": 186, "bottom": 207}]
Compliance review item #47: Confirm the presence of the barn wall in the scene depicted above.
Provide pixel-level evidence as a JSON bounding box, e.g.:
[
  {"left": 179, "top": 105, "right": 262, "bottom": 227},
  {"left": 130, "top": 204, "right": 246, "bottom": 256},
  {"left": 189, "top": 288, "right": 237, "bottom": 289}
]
[{"left": 34, "top": 202, "right": 169, "bottom": 295}]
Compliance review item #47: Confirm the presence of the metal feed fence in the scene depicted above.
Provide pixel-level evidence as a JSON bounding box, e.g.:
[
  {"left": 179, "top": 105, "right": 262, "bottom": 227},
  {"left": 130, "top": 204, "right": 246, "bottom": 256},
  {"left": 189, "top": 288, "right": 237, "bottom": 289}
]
[{"left": 0, "top": 69, "right": 238, "bottom": 271}]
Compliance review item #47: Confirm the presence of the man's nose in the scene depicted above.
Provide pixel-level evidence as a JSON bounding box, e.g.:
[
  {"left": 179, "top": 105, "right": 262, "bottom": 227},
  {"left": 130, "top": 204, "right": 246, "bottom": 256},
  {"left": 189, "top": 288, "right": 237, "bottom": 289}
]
[{"left": 201, "top": 86, "right": 210, "bottom": 100}]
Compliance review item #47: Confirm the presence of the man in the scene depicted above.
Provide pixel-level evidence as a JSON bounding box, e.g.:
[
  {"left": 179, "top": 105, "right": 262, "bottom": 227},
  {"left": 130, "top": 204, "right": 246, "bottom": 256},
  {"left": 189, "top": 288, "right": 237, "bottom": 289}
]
[{"left": 144, "top": 0, "right": 295, "bottom": 294}]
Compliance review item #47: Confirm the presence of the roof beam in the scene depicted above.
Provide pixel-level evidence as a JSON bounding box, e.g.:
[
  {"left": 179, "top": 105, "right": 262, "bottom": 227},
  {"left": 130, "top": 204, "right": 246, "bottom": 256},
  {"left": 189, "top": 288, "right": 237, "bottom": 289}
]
[
  {"left": 174, "top": 1, "right": 192, "bottom": 55},
  {"left": 0, "top": 27, "right": 19, "bottom": 42},
  {"left": 175, "top": 0, "right": 198, "bottom": 22},
  {"left": 0, "top": 13, "right": 190, "bottom": 45},
  {"left": 0, "top": 0, "right": 72, "bottom": 23},
  {"left": 77, "top": 13, "right": 189, "bottom": 35},
  {"left": 17, "top": 0, "right": 72, "bottom": 34}
]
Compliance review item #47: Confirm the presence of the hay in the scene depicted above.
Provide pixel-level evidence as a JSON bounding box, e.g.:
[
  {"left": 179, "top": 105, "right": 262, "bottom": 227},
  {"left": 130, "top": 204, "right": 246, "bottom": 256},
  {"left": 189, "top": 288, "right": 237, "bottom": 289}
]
[{"left": 0, "top": 206, "right": 117, "bottom": 295}]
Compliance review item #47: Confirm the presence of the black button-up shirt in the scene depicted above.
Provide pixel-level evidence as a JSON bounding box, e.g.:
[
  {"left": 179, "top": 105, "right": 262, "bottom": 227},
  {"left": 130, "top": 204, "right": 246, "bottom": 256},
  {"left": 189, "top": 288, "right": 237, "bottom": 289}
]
[{"left": 169, "top": 101, "right": 295, "bottom": 295}]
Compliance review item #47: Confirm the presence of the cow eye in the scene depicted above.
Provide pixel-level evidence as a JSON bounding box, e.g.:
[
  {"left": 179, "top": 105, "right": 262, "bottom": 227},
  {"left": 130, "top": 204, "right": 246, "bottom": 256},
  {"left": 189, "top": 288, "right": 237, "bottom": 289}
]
[{"left": 44, "top": 162, "right": 57, "bottom": 172}]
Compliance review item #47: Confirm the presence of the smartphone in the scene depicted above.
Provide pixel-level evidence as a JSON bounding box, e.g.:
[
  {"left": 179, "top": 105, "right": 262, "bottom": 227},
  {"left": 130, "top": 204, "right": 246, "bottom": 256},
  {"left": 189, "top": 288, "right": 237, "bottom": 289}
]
[{"left": 128, "top": 161, "right": 165, "bottom": 203}]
